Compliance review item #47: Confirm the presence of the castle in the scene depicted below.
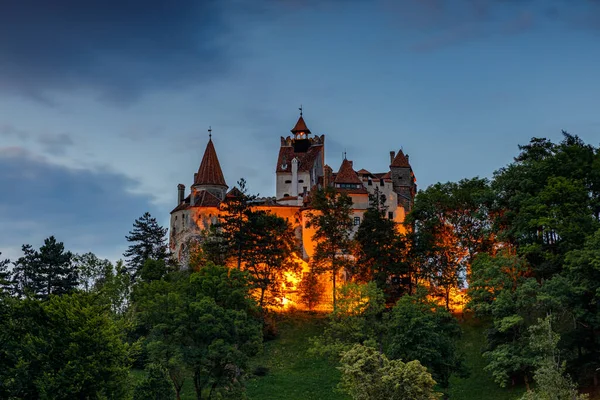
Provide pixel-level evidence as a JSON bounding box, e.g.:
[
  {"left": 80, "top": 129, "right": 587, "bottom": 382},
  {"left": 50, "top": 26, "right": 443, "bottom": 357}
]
[{"left": 169, "top": 114, "right": 416, "bottom": 306}]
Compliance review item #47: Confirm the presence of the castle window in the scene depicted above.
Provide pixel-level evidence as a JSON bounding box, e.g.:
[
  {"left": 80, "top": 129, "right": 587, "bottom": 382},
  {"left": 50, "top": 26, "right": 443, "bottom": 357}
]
[
  {"left": 380, "top": 179, "right": 384, "bottom": 186},
  {"left": 354, "top": 217, "right": 360, "bottom": 226},
  {"left": 285, "top": 180, "right": 292, "bottom": 184},
  {"left": 388, "top": 212, "right": 394, "bottom": 220},
  {"left": 368, "top": 179, "right": 372, "bottom": 186},
  {"left": 298, "top": 179, "right": 304, "bottom": 183},
  {"left": 283, "top": 193, "right": 289, "bottom": 197}
]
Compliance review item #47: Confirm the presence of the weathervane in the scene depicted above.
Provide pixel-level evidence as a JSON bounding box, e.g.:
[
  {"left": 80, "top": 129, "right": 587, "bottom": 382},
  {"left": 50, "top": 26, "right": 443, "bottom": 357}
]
[
  {"left": 208, "top": 126, "right": 212, "bottom": 139},
  {"left": 299, "top": 104, "right": 303, "bottom": 117}
]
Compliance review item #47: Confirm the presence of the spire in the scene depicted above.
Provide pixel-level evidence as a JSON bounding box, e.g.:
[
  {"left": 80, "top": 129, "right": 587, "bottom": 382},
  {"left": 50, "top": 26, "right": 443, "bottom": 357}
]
[
  {"left": 194, "top": 136, "right": 227, "bottom": 187},
  {"left": 390, "top": 149, "right": 411, "bottom": 168},
  {"left": 291, "top": 107, "right": 311, "bottom": 136}
]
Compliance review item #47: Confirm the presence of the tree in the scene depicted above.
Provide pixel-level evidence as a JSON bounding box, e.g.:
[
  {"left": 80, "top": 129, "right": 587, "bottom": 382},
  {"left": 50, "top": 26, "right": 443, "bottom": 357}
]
[
  {"left": 133, "top": 363, "right": 176, "bottom": 400},
  {"left": 407, "top": 178, "right": 493, "bottom": 310},
  {"left": 355, "top": 188, "right": 407, "bottom": 297},
  {"left": 206, "top": 178, "right": 256, "bottom": 269},
  {"left": 311, "top": 282, "right": 385, "bottom": 360},
  {"left": 520, "top": 316, "right": 588, "bottom": 400},
  {"left": 385, "top": 293, "right": 467, "bottom": 388},
  {"left": 124, "top": 212, "right": 168, "bottom": 278},
  {"left": 0, "top": 252, "right": 11, "bottom": 296},
  {"left": 298, "top": 268, "right": 324, "bottom": 311},
  {"left": 73, "top": 252, "right": 113, "bottom": 292},
  {"left": 338, "top": 344, "right": 441, "bottom": 400},
  {"left": 12, "top": 236, "right": 77, "bottom": 299},
  {"left": 307, "top": 186, "right": 354, "bottom": 309},
  {"left": 135, "top": 264, "right": 262, "bottom": 399},
  {"left": 243, "top": 211, "right": 298, "bottom": 309},
  {"left": 0, "top": 293, "right": 134, "bottom": 399}
]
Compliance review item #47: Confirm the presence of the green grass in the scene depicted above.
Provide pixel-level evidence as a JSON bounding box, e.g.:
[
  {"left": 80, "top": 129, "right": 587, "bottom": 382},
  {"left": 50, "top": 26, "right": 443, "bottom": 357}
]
[
  {"left": 448, "top": 314, "right": 525, "bottom": 400},
  {"left": 246, "top": 311, "right": 349, "bottom": 400}
]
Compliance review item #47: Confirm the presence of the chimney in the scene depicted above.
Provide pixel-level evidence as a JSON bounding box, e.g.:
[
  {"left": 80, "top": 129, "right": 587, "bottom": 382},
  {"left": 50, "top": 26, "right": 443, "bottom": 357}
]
[
  {"left": 177, "top": 184, "right": 185, "bottom": 204},
  {"left": 389, "top": 151, "right": 395, "bottom": 165},
  {"left": 406, "top": 154, "right": 410, "bottom": 162}
]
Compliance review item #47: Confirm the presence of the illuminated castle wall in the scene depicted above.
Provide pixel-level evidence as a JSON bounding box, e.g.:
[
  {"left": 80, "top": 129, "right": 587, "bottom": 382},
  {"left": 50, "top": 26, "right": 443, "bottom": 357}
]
[{"left": 169, "top": 114, "right": 417, "bottom": 308}]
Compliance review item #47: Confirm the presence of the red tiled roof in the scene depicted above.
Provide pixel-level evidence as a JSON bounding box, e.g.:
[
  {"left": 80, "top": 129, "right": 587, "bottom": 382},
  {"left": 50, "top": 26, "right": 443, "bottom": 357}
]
[
  {"left": 226, "top": 187, "right": 243, "bottom": 199},
  {"left": 195, "top": 139, "right": 227, "bottom": 187},
  {"left": 335, "top": 187, "right": 369, "bottom": 195},
  {"left": 356, "top": 168, "right": 372, "bottom": 175},
  {"left": 194, "top": 190, "right": 222, "bottom": 207},
  {"left": 334, "top": 159, "right": 362, "bottom": 184},
  {"left": 276, "top": 144, "right": 323, "bottom": 173},
  {"left": 390, "top": 149, "right": 410, "bottom": 168},
  {"left": 291, "top": 116, "right": 311, "bottom": 134}
]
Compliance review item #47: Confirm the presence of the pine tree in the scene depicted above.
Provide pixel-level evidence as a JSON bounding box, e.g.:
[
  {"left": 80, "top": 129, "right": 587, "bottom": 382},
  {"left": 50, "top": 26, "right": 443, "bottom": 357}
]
[
  {"left": 124, "top": 212, "right": 168, "bottom": 278},
  {"left": 355, "top": 188, "right": 407, "bottom": 297},
  {"left": 0, "top": 252, "right": 11, "bottom": 296},
  {"left": 12, "top": 237, "right": 77, "bottom": 299}
]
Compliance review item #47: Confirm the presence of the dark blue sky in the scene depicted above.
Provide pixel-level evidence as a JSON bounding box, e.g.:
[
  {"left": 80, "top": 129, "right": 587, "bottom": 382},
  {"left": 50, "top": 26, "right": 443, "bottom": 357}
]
[{"left": 1, "top": 0, "right": 599, "bottom": 261}]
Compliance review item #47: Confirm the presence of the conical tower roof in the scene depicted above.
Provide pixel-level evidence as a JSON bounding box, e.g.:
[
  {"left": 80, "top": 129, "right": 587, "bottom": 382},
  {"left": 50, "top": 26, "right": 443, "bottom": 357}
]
[
  {"left": 390, "top": 149, "right": 410, "bottom": 168},
  {"left": 194, "top": 138, "right": 227, "bottom": 187},
  {"left": 334, "top": 158, "right": 362, "bottom": 184},
  {"left": 291, "top": 116, "right": 311, "bottom": 135}
]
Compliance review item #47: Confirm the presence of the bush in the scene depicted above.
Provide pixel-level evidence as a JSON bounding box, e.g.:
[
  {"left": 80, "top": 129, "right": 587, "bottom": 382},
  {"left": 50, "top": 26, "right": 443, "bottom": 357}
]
[{"left": 133, "top": 363, "right": 175, "bottom": 400}]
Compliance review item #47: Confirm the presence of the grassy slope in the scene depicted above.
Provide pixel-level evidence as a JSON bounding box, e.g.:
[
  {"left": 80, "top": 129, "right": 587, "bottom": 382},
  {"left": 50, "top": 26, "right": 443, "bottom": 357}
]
[
  {"left": 448, "top": 315, "right": 525, "bottom": 400},
  {"left": 246, "top": 312, "right": 349, "bottom": 400}
]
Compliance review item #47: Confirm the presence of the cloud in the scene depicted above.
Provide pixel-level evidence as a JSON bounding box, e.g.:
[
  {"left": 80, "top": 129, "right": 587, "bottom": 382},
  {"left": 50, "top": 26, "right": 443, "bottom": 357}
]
[
  {"left": 37, "top": 133, "right": 75, "bottom": 156},
  {"left": 0, "top": 147, "right": 162, "bottom": 261},
  {"left": 0, "top": 0, "right": 230, "bottom": 104}
]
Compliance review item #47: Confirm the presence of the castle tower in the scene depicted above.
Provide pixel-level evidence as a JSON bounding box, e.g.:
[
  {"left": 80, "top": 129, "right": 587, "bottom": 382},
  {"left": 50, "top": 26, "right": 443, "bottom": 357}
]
[
  {"left": 389, "top": 149, "right": 416, "bottom": 212},
  {"left": 191, "top": 136, "right": 228, "bottom": 203},
  {"left": 276, "top": 112, "right": 325, "bottom": 202}
]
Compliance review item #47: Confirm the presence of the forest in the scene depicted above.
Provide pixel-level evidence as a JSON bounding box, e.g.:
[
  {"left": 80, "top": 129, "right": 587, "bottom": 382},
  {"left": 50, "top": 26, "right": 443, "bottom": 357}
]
[{"left": 1, "top": 131, "right": 599, "bottom": 400}]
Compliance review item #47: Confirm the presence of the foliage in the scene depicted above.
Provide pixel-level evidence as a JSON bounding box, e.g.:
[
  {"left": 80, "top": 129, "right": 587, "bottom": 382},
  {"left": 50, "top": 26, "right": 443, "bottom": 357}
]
[
  {"left": 205, "top": 178, "right": 256, "bottom": 269},
  {"left": 73, "top": 251, "right": 113, "bottom": 292},
  {"left": 519, "top": 316, "right": 588, "bottom": 400},
  {"left": 124, "top": 211, "right": 169, "bottom": 278},
  {"left": 310, "top": 282, "right": 385, "bottom": 360},
  {"left": 0, "top": 293, "right": 134, "bottom": 399},
  {"left": 338, "top": 344, "right": 441, "bottom": 400},
  {"left": 133, "top": 363, "right": 176, "bottom": 400},
  {"left": 354, "top": 188, "right": 407, "bottom": 298},
  {"left": 298, "top": 269, "right": 324, "bottom": 311},
  {"left": 385, "top": 293, "right": 468, "bottom": 388},
  {"left": 0, "top": 251, "right": 11, "bottom": 296},
  {"left": 134, "top": 263, "right": 262, "bottom": 399},
  {"left": 243, "top": 210, "right": 298, "bottom": 309},
  {"left": 407, "top": 178, "right": 494, "bottom": 309},
  {"left": 11, "top": 236, "right": 78, "bottom": 299},
  {"left": 307, "top": 186, "right": 354, "bottom": 309}
]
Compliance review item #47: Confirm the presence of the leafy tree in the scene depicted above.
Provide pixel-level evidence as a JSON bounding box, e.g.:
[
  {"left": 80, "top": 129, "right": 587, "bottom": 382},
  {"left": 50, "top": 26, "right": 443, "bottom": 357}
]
[
  {"left": 73, "top": 252, "right": 112, "bottom": 292},
  {"left": 243, "top": 210, "right": 298, "bottom": 308},
  {"left": 307, "top": 186, "right": 354, "bottom": 309},
  {"left": 491, "top": 133, "right": 599, "bottom": 278},
  {"left": 135, "top": 264, "right": 262, "bottom": 399},
  {"left": 338, "top": 344, "right": 441, "bottom": 400},
  {"left": 355, "top": 188, "right": 407, "bottom": 297},
  {"left": 124, "top": 212, "right": 169, "bottom": 278},
  {"left": 520, "top": 316, "right": 588, "bottom": 400},
  {"left": 11, "top": 236, "right": 77, "bottom": 299},
  {"left": 0, "top": 293, "right": 134, "bottom": 399},
  {"left": 407, "top": 178, "right": 493, "bottom": 309},
  {"left": 298, "top": 268, "right": 324, "bottom": 311},
  {"left": 311, "top": 282, "right": 385, "bottom": 359},
  {"left": 133, "top": 363, "right": 176, "bottom": 400},
  {"left": 385, "top": 293, "right": 467, "bottom": 388}
]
